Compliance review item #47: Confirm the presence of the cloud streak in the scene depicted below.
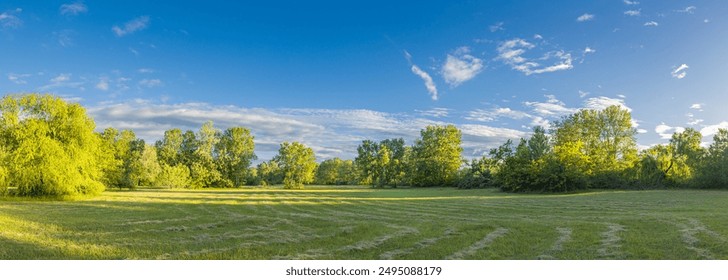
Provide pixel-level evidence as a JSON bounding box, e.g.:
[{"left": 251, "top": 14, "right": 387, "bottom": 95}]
[
  {"left": 577, "top": 14, "right": 594, "bottom": 22},
  {"left": 112, "top": 16, "right": 150, "bottom": 37},
  {"left": 0, "top": 8, "right": 23, "bottom": 29},
  {"left": 672, "top": 64, "right": 688, "bottom": 79},
  {"left": 60, "top": 2, "right": 88, "bottom": 16}
]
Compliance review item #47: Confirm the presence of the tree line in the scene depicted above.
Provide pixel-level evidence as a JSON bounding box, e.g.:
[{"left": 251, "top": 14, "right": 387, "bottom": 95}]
[{"left": 2, "top": 93, "right": 728, "bottom": 198}]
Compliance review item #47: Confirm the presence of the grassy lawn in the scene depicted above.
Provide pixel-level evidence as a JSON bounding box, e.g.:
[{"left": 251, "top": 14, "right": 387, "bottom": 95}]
[{"left": 1, "top": 186, "right": 727, "bottom": 259}]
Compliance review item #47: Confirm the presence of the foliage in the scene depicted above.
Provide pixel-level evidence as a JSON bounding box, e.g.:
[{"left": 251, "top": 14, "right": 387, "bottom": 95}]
[
  {"left": 215, "top": 127, "right": 257, "bottom": 187},
  {"left": 0, "top": 94, "right": 104, "bottom": 197},
  {"left": 274, "top": 142, "right": 317, "bottom": 189},
  {"left": 156, "top": 164, "right": 191, "bottom": 188},
  {"left": 315, "top": 158, "right": 357, "bottom": 185},
  {"left": 257, "top": 160, "right": 284, "bottom": 186},
  {"left": 355, "top": 138, "right": 407, "bottom": 187},
  {"left": 457, "top": 157, "right": 494, "bottom": 189},
  {"left": 409, "top": 125, "right": 463, "bottom": 187}
]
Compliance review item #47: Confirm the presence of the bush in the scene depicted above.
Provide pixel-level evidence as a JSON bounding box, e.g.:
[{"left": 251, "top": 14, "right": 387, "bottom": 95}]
[{"left": 157, "top": 164, "right": 191, "bottom": 188}]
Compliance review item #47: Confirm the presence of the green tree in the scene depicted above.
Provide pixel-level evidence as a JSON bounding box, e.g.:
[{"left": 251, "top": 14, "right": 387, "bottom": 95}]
[
  {"left": 528, "top": 126, "right": 550, "bottom": 160},
  {"left": 138, "top": 144, "right": 162, "bottom": 187},
  {"left": 257, "top": 160, "right": 283, "bottom": 186},
  {"left": 155, "top": 128, "right": 183, "bottom": 166},
  {"left": 696, "top": 129, "right": 728, "bottom": 188},
  {"left": 552, "top": 105, "right": 637, "bottom": 188},
  {"left": 274, "top": 142, "right": 317, "bottom": 189},
  {"left": 410, "top": 125, "right": 463, "bottom": 187},
  {"left": 354, "top": 140, "right": 378, "bottom": 185},
  {"left": 0, "top": 94, "right": 104, "bottom": 197},
  {"left": 215, "top": 126, "right": 257, "bottom": 187}
]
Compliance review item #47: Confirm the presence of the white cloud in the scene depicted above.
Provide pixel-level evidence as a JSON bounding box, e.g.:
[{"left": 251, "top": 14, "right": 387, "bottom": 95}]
[
  {"left": 415, "top": 108, "right": 450, "bottom": 118},
  {"left": 644, "top": 21, "right": 659, "bottom": 27},
  {"left": 655, "top": 123, "right": 685, "bottom": 139},
  {"left": 54, "top": 29, "right": 75, "bottom": 47},
  {"left": 496, "top": 39, "right": 573, "bottom": 75},
  {"left": 624, "top": 10, "right": 641, "bottom": 16},
  {"left": 138, "top": 68, "right": 155, "bottom": 74},
  {"left": 690, "top": 103, "right": 702, "bottom": 110},
  {"left": 39, "top": 73, "right": 84, "bottom": 91},
  {"left": 578, "top": 90, "right": 590, "bottom": 98},
  {"left": 112, "top": 16, "right": 150, "bottom": 37},
  {"left": 676, "top": 6, "right": 696, "bottom": 14},
  {"left": 7, "top": 73, "right": 30, "bottom": 84},
  {"left": 623, "top": 0, "right": 639, "bottom": 5},
  {"left": 701, "top": 122, "right": 728, "bottom": 137},
  {"left": 524, "top": 95, "right": 577, "bottom": 116},
  {"left": 583, "top": 47, "right": 596, "bottom": 54},
  {"left": 533, "top": 34, "right": 543, "bottom": 40},
  {"left": 577, "top": 13, "right": 595, "bottom": 22},
  {"left": 489, "top": 22, "right": 504, "bottom": 32},
  {"left": 60, "top": 2, "right": 88, "bottom": 16},
  {"left": 410, "top": 65, "right": 438, "bottom": 101},
  {"left": 87, "top": 101, "right": 527, "bottom": 160},
  {"left": 442, "top": 47, "right": 484, "bottom": 87},
  {"left": 583, "top": 96, "right": 632, "bottom": 112},
  {"left": 51, "top": 73, "right": 71, "bottom": 83},
  {"left": 0, "top": 8, "right": 23, "bottom": 29},
  {"left": 96, "top": 77, "right": 109, "bottom": 91},
  {"left": 672, "top": 64, "right": 688, "bottom": 79},
  {"left": 466, "top": 107, "right": 531, "bottom": 122},
  {"left": 687, "top": 119, "right": 704, "bottom": 126},
  {"left": 139, "top": 79, "right": 162, "bottom": 88}
]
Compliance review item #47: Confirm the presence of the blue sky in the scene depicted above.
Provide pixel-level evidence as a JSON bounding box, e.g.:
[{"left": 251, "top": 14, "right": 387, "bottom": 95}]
[{"left": 2, "top": 1, "right": 727, "bottom": 161}]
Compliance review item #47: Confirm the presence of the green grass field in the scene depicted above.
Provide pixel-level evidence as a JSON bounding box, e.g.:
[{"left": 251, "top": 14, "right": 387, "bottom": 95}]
[{"left": 1, "top": 186, "right": 727, "bottom": 260}]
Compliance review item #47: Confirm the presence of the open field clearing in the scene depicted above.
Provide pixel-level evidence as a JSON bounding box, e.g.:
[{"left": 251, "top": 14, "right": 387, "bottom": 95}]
[{"left": 1, "top": 187, "right": 728, "bottom": 260}]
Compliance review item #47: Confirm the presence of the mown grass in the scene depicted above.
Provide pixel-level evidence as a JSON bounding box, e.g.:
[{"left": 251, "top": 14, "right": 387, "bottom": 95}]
[{"left": 1, "top": 186, "right": 727, "bottom": 259}]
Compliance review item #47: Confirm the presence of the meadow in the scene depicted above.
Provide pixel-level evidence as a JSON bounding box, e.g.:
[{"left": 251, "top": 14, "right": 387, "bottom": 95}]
[{"left": 1, "top": 187, "right": 727, "bottom": 260}]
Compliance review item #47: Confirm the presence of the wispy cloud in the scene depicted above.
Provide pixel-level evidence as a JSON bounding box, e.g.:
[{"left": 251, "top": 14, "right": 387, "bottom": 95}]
[
  {"left": 51, "top": 73, "right": 71, "bottom": 83},
  {"left": 54, "top": 29, "right": 75, "bottom": 47},
  {"left": 7, "top": 73, "right": 31, "bottom": 84},
  {"left": 139, "top": 79, "right": 163, "bottom": 88},
  {"left": 577, "top": 13, "right": 595, "bottom": 22},
  {"left": 0, "top": 8, "right": 23, "bottom": 29},
  {"left": 496, "top": 38, "right": 574, "bottom": 75},
  {"left": 405, "top": 50, "right": 439, "bottom": 101},
  {"left": 112, "top": 16, "right": 150, "bottom": 37},
  {"left": 60, "top": 1, "right": 88, "bottom": 16},
  {"left": 466, "top": 107, "right": 530, "bottom": 122},
  {"left": 489, "top": 22, "right": 504, "bottom": 32},
  {"left": 415, "top": 108, "right": 450, "bottom": 118},
  {"left": 644, "top": 21, "right": 659, "bottom": 27},
  {"left": 583, "top": 47, "right": 596, "bottom": 54},
  {"left": 624, "top": 10, "right": 641, "bottom": 16},
  {"left": 138, "top": 68, "right": 155, "bottom": 74},
  {"left": 578, "top": 90, "right": 590, "bottom": 98},
  {"left": 690, "top": 103, "right": 703, "bottom": 111},
  {"left": 96, "top": 77, "right": 109, "bottom": 91},
  {"left": 524, "top": 95, "right": 577, "bottom": 116},
  {"left": 623, "top": 0, "right": 639, "bottom": 5},
  {"left": 39, "top": 73, "right": 85, "bottom": 91},
  {"left": 442, "top": 47, "right": 484, "bottom": 87},
  {"left": 672, "top": 64, "right": 688, "bottom": 79},
  {"left": 410, "top": 65, "right": 438, "bottom": 101},
  {"left": 676, "top": 6, "right": 696, "bottom": 14}
]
